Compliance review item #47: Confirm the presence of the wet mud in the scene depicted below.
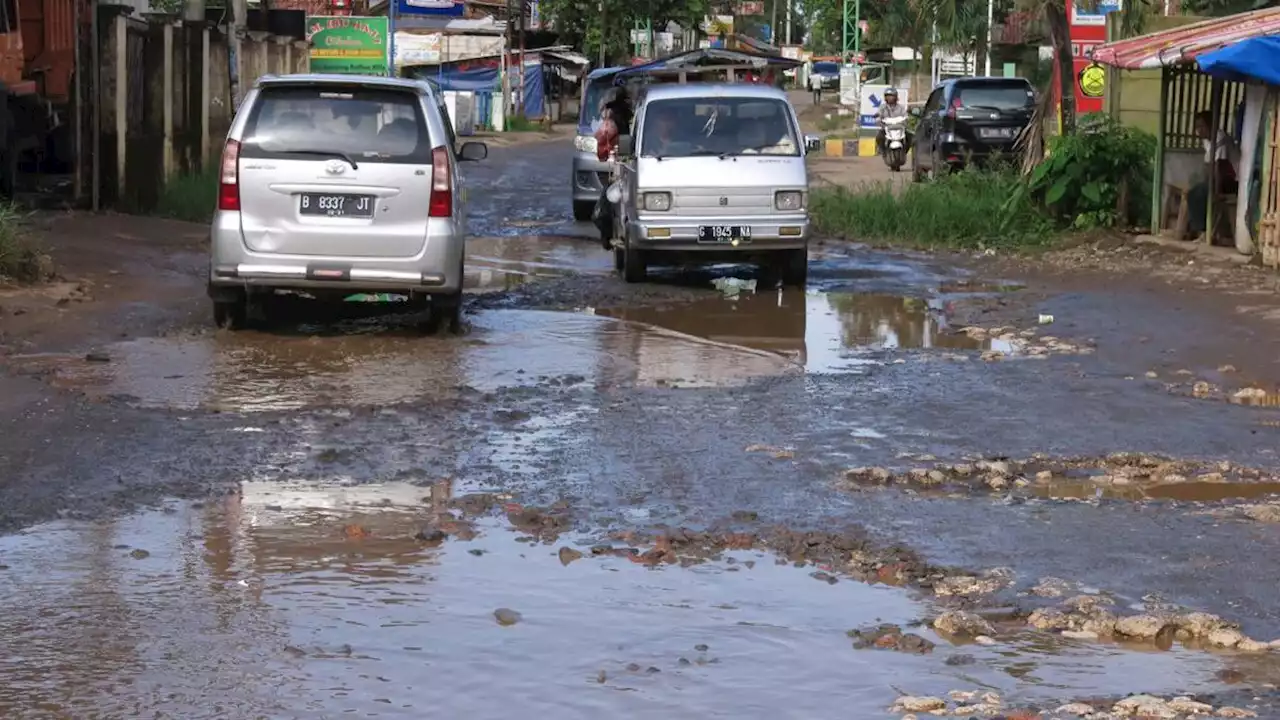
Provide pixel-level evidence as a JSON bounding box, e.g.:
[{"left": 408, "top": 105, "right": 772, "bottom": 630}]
[
  {"left": 0, "top": 483, "right": 1248, "bottom": 718},
  {"left": 8, "top": 139, "right": 1280, "bottom": 717}
]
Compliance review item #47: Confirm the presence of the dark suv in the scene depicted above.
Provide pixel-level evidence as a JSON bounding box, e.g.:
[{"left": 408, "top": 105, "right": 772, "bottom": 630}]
[{"left": 910, "top": 77, "right": 1036, "bottom": 181}]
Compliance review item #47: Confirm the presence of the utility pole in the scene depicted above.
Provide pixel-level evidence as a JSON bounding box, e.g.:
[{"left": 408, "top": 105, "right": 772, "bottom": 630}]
[
  {"left": 769, "top": 0, "right": 777, "bottom": 45},
  {"left": 517, "top": 0, "right": 526, "bottom": 115},
  {"left": 598, "top": 0, "right": 606, "bottom": 66},
  {"left": 983, "top": 0, "right": 993, "bottom": 75},
  {"left": 784, "top": 0, "right": 792, "bottom": 45},
  {"left": 388, "top": 0, "right": 399, "bottom": 76},
  {"left": 229, "top": 0, "right": 247, "bottom": 109}
]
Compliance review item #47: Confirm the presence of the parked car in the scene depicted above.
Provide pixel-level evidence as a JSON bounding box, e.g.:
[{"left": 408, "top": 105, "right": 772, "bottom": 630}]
[
  {"left": 910, "top": 76, "right": 1036, "bottom": 181},
  {"left": 570, "top": 66, "right": 623, "bottom": 221},
  {"left": 207, "top": 74, "right": 488, "bottom": 333},
  {"left": 610, "top": 83, "right": 821, "bottom": 285},
  {"left": 811, "top": 61, "right": 841, "bottom": 90}
]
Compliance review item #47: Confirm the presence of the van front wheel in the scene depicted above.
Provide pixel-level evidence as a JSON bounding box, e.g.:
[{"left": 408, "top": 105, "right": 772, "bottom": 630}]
[
  {"left": 777, "top": 248, "right": 808, "bottom": 288},
  {"left": 622, "top": 244, "right": 647, "bottom": 283}
]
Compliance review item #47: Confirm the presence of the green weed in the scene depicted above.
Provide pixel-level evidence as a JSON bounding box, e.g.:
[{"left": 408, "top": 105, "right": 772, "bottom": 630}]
[
  {"left": 153, "top": 168, "right": 218, "bottom": 224},
  {"left": 810, "top": 167, "right": 1055, "bottom": 250},
  {"left": 0, "top": 203, "right": 49, "bottom": 283}
]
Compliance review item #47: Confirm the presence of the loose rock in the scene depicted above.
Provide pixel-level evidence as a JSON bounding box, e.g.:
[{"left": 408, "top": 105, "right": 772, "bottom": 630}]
[
  {"left": 933, "top": 610, "right": 996, "bottom": 638},
  {"left": 493, "top": 608, "right": 522, "bottom": 626}
]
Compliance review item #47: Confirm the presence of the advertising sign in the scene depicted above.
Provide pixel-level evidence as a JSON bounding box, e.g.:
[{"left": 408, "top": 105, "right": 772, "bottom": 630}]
[
  {"left": 397, "top": 0, "right": 465, "bottom": 16},
  {"left": 393, "top": 31, "right": 441, "bottom": 66},
  {"left": 858, "top": 84, "right": 907, "bottom": 128},
  {"left": 308, "top": 16, "right": 389, "bottom": 75},
  {"left": 737, "top": 0, "right": 765, "bottom": 14},
  {"left": 1070, "top": 0, "right": 1122, "bottom": 26}
]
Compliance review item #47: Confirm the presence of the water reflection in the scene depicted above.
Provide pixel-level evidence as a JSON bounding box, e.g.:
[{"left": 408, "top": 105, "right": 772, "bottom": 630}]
[{"left": 0, "top": 486, "right": 1231, "bottom": 719}]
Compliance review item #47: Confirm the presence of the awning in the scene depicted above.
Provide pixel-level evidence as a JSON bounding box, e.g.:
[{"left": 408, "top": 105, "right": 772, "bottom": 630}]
[
  {"left": 611, "top": 48, "right": 801, "bottom": 84},
  {"left": 1089, "top": 6, "right": 1280, "bottom": 69},
  {"left": 1197, "top": 35, "right": 1280, "bottom": 85}
]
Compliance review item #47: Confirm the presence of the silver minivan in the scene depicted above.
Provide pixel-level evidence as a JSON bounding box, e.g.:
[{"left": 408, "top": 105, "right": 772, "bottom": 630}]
[
  {"left": 613, "top": 83, "right": 820, "bottom": 285},
  {"left": 569, "top": 67, "right": 622, "bottom": 221},
  {"left": 207, "top": 74, "right": 487, "bottom": 333}
]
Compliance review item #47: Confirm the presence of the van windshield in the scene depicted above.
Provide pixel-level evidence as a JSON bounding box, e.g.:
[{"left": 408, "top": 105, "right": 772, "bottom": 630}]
[
  {"left": 956, "top": 83, "right": 1033, "bottom": 110},
  {"left": 579, "top": 74, "right": 616, "bottom": 132},
  {"left": 640, "top": 97, "right": 799, "bottom": 158},
  {"left": 241, "top": 85, "right": 432, "bottom": 164}
]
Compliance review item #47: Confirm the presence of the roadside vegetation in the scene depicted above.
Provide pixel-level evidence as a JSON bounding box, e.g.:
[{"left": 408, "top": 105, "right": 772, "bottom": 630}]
[
  {"left": 0, "top": 203, "right": 50, "bottom": 283},
  {"left": 811, "top": 114, "right": 1156, "bottom": 251},
  {"left": 153, "top": 168, "right": 217, "bottom": 224}
]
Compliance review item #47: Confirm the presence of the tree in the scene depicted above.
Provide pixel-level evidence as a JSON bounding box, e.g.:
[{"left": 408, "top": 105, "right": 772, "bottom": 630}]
[{"left": 538, "top": 0, "right": 711, "bottom": 62}]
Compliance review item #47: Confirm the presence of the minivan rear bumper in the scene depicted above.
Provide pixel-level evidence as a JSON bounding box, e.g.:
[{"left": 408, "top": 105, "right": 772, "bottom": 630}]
[
  {"left": 207, "top": 212, "right": 465, "bottom": 295},
  {"left": 937, "top": 136, "right": 1021, "bottom": 164}
]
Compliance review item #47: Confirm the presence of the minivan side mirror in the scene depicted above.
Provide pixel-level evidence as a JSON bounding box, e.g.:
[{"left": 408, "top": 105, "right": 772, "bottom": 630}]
[
  {"left": 804, "top": 134, "right": 822, "bottom": 154},
  {"left": 617, "top": 134, "right": 635, "bottom": 157},
  {"left": 458, "top": 141, "right": 488, "bottom": 162}
]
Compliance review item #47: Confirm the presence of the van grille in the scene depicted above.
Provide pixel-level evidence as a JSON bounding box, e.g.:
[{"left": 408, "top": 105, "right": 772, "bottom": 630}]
[{"left": 671, "top": 187, "right": 778, "bottom": 216}]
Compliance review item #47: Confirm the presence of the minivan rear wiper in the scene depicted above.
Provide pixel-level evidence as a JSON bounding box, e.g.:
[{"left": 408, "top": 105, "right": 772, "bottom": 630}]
[{"left": 281, "top": 149, "right": 360, "bottom": 170}]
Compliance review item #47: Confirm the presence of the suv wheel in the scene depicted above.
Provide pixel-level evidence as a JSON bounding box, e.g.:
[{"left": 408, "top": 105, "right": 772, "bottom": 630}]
[
  {"left": 778, "top": 248, "right": 808, "bottom": 288},
  {"left": 573, "top": 200, "right": 594, "bottom": 222}
]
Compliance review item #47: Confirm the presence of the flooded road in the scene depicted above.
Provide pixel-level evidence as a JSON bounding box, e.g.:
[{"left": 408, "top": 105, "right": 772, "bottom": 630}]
[
  {"left": 0, "top": 483, "right": 1231, "bottom": 719},
  {"left": 4, "top": 138, "right": 1280, "bottom": 718}
]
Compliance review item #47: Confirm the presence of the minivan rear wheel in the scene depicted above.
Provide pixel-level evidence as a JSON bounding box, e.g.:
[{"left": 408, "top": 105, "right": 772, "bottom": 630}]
[
  {"left": 423, "top": 293, "right": 462, "bottom": 335},
  {"left": 213, "top": 299, "right": 248, "bottom": 330}
]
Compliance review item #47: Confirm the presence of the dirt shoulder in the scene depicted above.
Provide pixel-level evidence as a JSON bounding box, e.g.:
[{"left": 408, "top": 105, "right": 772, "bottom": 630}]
[{"left": 0, "top": 212, "right": 208, "bottom": 354}]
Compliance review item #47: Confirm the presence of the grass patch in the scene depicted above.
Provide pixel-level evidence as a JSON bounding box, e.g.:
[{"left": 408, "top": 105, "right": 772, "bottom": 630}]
[
  {"left": 810, "top": 167, "right": 1055, "bottom": 250},
  {"left": 154, "top": 168, "right": 217, "bottom": 224},
  {"left": 0, "top": 203, "right": 50, "bottom": 283},
  {"left": 505, "top": 115, "right": 544, "bottom": 132}
]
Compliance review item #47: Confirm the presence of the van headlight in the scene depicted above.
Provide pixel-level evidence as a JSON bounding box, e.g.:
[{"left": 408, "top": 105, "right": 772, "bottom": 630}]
[
  {"left": 574, "top": 135, "right": 598, "bottom": 154},
  {"left": 643, "top": 192, "right": 671, "bottom": 211},
  {"left": 775, "top": 191, "right": 804, "bottom": 211}
]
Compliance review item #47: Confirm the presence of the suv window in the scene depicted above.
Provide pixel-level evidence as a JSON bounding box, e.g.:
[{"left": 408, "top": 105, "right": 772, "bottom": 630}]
[
  {"left": 241, "top": 85, "right": 433, "bottom": 164},
  {"left": 955, "top": 81, "right": 1034, "bottom": 110}
]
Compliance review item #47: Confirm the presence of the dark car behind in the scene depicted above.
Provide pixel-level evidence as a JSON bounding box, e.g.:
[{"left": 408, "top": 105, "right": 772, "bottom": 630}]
[
  {"left": 812, "top": 61, "right": 840, "bottom": 90},
  {"left": 911, "top": 77, "right": 1036, "bottom": 180}
]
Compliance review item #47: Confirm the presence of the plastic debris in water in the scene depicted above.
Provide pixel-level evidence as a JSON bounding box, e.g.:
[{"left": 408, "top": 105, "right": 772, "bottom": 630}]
[
  {"left": 1038, "top": 314, "right": 1054, "bottom": 325},
  {"left": 345, "top": 293, "right": 409, "bottom": 303},
  {"left": 712, "top": 277, "right": 757, "bottom": 298}
]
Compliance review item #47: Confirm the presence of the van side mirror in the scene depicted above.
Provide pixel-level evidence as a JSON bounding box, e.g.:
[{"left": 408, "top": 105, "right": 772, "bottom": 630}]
[
  {"left": 617, "top": 134, "right": 635, "bottom": 157},
  {"left": 804, "top": 134, "right": 821, "bottom": 154},
  {"left": 458, "top": 141, "right": 488, "bottom": 162}
]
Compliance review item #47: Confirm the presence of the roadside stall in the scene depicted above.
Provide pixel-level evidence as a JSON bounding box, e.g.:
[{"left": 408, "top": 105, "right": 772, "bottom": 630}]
[{"left": 1088, "top": 8, "right": 1280, "bottom": 256}]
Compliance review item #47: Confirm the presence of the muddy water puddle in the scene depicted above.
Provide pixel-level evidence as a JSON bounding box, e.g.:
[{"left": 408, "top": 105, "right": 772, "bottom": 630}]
[
  {"left": 0, "top": 482, "right": 1232, "bottom": 718},
  {"left": 6, "top": 310, "right": 797, "bottom": 411},
  {"left": 1034, "top": 477, "right": 1280, "bottom": 503},
  {"left": 596, "top": 290, "right": 1016, "bottom": 372},
  {"left": 466, "top": 235, "right": 610, "bottom": 290}
]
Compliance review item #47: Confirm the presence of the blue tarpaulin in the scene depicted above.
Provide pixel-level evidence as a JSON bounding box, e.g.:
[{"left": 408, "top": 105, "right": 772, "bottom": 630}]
[
  {"left": 1197, "top": 35, "right": 1280, "bottom": 86},
  {"left": 403, "top": 59, "right": 545, "bottom": 117}
]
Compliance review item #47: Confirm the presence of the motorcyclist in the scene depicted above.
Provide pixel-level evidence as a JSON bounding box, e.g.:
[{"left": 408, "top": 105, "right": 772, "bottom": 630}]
[{"left": 875, "top": 88, "right": 909, "bottom": 155}]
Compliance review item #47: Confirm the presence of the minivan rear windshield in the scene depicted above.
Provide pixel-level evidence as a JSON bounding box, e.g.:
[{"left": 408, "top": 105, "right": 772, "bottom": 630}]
[
  {"left": 956, "top": 83, "right": 1034, "bottom": 110},
  {"left": 241, "top": 85, "right": 432, "bottom": 164}
]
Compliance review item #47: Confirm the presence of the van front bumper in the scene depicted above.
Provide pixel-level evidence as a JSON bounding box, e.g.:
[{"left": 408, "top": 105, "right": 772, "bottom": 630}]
[{"left": 627, "top": 215, "right": 809, "bottom": 251}]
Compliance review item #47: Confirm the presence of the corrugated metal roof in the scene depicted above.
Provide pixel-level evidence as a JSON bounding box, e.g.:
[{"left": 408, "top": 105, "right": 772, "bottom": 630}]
[{"left": 1090, "top": 6, "right": 1280, "bottom": 69}]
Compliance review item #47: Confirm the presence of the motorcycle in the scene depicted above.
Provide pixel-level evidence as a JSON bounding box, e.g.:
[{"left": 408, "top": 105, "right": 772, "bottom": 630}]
[{"left": 881, "top": 115, "right": 908, "bottom": 172}]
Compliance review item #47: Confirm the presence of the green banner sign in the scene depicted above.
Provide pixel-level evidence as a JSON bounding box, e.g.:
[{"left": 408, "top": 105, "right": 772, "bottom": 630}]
[{"left": 307, "top": 16, "right": 389, "bottom": 75}]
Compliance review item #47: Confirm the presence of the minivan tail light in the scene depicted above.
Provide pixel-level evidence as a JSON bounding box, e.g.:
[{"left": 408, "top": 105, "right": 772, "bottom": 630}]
[
  {"left": 218, "top": 139, "right": 241, "bottom": 211},
  {"left": 946, "top": 97, "right": 961, "bottom": 119},
  {"left": 429, "top": 146, "right": 451, "bottom": 217}
]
